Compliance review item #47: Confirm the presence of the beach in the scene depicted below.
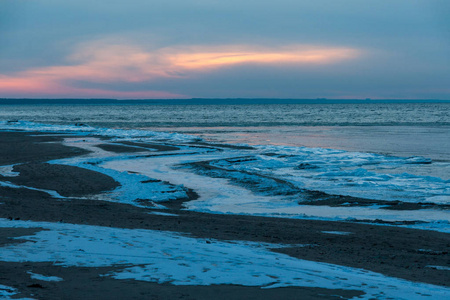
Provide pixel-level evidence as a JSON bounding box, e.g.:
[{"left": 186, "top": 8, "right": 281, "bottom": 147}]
[
  {"left": 2, "top": 0, "right": 450, "bottom": 297},
  {"left": 0, "top": 128, "right": 449, "bottom": 299}
]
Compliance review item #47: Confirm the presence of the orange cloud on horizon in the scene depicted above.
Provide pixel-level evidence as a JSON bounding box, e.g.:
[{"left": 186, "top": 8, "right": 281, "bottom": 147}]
[
  {"left": 0, "top": 42, "right": 362, "bottom": 98},
  {"left": 169, "top": 46, "right": 359, "bottom": 70}
]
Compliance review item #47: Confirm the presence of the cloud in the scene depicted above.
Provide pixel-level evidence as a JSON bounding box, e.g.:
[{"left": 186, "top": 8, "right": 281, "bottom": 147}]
[
  {"left": 164, "top": 45, "right": 360, "bottom": 70},
  {"left": 0, "top": 75, "right": 186, "bottom": 99},
  {"left": 0, "top": 41, "right": 362, "bottom": 98}
]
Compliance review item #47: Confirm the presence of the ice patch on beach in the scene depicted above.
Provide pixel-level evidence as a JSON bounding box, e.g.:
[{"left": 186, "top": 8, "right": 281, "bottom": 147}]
[
  {"left": 53, "top": 157, "right": 189, "bottom": 207},
  {"left": 0, "top": 165, "right": 19, "bottom": 177},
  {"left": 426, "top": 265, "right": 450, "bottom": 271},
  {"left": 27, "top": 272, "right": 63, "bottom": 282},
  {"left": 321, "top": 231, "right": 353, "bottom": 235},
  {"left": 0, "top": 219, "right": 448, "bottom": 300},
  {"left": 148, "top": 211, "right": 179, "bottom": 217},
  {"left": 0, "top": 285, "right": 17, "bottom": 298},
  {"left": 0, "top": 180, "right": 65, "bottom": 199}
]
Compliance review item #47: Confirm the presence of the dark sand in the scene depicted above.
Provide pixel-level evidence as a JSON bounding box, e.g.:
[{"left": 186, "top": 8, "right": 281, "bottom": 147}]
[
  {"left": 0, "top": 132, "right": 88, "bottom": 165},
  {"left": 0, "top": 131, "right": 449, "bottom": 299}
]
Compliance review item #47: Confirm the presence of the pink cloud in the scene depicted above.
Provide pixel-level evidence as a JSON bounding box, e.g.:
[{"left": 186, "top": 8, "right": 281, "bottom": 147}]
[
  {"left": 0, "top": 42, "right": 362, "bottom": 98},
  {"left": 0, "top": 75, "right": 186, "bottom": 99}
]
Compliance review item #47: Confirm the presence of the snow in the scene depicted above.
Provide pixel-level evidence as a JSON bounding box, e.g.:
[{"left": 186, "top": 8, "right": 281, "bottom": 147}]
[{"left": 0, "top": 218, "right": 449, "bottom": 300}]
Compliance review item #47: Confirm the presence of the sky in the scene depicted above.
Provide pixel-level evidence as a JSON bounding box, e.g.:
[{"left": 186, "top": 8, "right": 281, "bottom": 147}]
[{"left": 0, "top": 0, "right": 449, "bottom": 99}]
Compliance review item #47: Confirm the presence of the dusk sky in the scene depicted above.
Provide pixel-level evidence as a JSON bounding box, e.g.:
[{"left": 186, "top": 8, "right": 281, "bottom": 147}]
[{"left": 1, "top": 0, "right": 449, "bottom": 99}]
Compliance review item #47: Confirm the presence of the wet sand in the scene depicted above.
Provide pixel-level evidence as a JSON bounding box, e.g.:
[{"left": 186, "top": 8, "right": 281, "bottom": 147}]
[{"left": 0, "top": 131, "right": 449, "bottom": 299}]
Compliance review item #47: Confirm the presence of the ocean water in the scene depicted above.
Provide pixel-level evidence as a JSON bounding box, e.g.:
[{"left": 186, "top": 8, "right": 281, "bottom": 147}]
[
  {"left": 1, "top": 102, "right": 449, "bottom": 169},
  {"left": 1, "top": 103, "right": 448, "bottom": 127}
]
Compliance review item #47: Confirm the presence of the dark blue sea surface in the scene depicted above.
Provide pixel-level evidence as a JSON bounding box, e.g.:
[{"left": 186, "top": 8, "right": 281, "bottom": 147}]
[
  {"left": 1, "top": 103, "right": 449, "bottom": 178},
  {"left": 0, "top": 103, "right": 448, "bottom": 127}
]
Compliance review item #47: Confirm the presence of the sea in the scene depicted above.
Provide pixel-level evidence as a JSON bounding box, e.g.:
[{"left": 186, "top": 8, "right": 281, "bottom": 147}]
[{"left": 1, "top": 101, "right": 449, "bottom": 175}]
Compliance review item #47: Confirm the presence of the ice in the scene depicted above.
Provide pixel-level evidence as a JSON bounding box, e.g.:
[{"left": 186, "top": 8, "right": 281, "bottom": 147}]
[
  {"left": 148, "top": 211, "right": 179, "bottom": 217},
  {"left": 0, "top": 218, "right": 449, "bottom": 300},
  {"left": 0, "top": 180, "right": 65, "bottom": 199},
  {"left": 426, "top": 266, "right": 450, "bottom": 271},
  {"left": 27, "top": 272, "right": 63, "bottom": 282},
  {"left": 0, "top": 285, "right": 17, "bottom": 298},
  {"left": 4, "top": 122, "right": 448, "bottom": 206},
  {"left": 321, "top": 231, "right": 353, "bottom": 235},
  {"left": 213, "top": 145, "right": 450, "bottom": 204},
  {"left": 0, "top": 165, "right": 20, "bottom": 177},
  {"left": 102, "top": 155, "right": 450, "bottom": 233},
  {"left": 1, "top": 122, "right": 448, "bottom": 232},
  {"left": 425, "top": 195, "right": 450, "bottom": 204}
]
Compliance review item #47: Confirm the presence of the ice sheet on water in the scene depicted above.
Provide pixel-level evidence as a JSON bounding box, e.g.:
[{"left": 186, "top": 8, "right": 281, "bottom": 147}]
[
  {"left": 3, "top": 121, "right": 447, "bottom": 205},
  {"left": 96, "top": 144, "right": 449, "bottom": 232},
  {"left": 0, "top": 218, "right": 449, "bottom": 300},
  {"left": 51, "top": 155, "right": 189, "bottom": 206},
  {"left": 208, "top": 145, "right": 449, "bottom": 204}
]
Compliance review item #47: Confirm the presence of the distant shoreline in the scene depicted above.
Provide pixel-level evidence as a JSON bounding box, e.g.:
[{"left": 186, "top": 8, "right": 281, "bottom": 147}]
[{"left": 1, "top": 98, "right": 450, "bottom": 105}]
